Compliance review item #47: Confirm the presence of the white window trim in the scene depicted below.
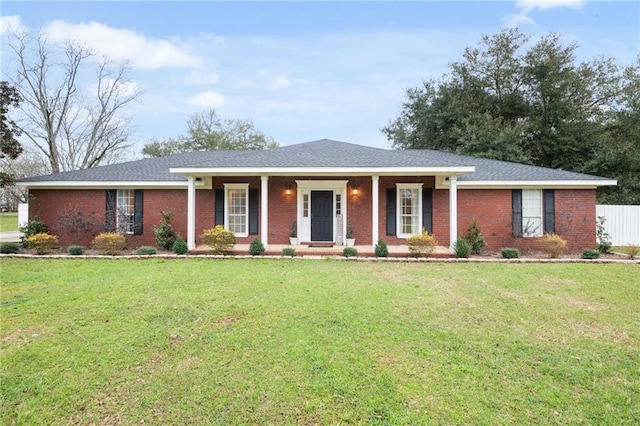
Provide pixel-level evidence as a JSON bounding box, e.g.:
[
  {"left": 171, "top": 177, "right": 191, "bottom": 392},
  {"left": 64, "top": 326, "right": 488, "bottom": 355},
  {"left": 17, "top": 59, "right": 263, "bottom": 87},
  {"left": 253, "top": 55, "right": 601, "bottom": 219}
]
[
  {"left": 396, "top": 183, "right": 423, "bottom": 238},
  {"left": 116, "top": 189, "right": 135, "bottom": 235},
  {"left": 522, "top": 189, "right": 543, "bottom": 237},
  {"left": 224, "top": 183, "right": 249, "bottom": 237}
]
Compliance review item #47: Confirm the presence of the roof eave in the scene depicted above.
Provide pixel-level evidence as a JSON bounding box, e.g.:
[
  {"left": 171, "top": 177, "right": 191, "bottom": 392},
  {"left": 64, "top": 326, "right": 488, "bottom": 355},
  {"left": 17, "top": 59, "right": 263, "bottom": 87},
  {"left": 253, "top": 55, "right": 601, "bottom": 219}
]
[
  {"left": 16, "top": 180, "right": 187, "bottom": 189},
  {"left": 168, "top": 166, "right": 477, "bottom": 176},
  {"left": 458, "top": 179, "right": 617, "bottom": 189}
]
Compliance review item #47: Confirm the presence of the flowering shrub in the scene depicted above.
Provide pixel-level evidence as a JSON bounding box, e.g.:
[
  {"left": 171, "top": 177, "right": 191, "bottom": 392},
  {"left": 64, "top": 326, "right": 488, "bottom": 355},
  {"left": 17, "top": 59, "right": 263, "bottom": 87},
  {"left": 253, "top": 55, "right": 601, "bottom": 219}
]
[
  {"left": 201, "top": 225, "right": 236, "bottom": 254},
  {"left": 92, "top": 232, "right": 127, "bottom": 255},
  {"left": 25, "top": 232, "right": 59, "bottom": 255},
  {"left": 407, "top": 228, "right": 438, "bottom": 257},
  {"left": 539, "top": 233, "right": 567, "bottom": 258}
]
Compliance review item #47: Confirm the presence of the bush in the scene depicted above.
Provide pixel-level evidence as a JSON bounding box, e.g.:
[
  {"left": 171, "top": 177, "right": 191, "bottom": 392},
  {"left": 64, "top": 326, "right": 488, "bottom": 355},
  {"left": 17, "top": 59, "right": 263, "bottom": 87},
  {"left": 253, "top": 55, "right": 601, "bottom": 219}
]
[
  {"left": 582, "top": 249, "right": 600, "bottom": 260},
  {"left": 20, "top": 217, "right": 48, "bottom": 247},
  {"left": 92, "top": 232, "right": 127, "bottom": 255},
  {"left": 25, "top": 232, "right": 59, "bottom": 255},
  {"left": 465, "top": 218, "right": 486, "bottom": 254},
  {"left": 596, "top": 216, "right": 612, "bottom": 253},
  {"left": 407, "top": 228, "right": 438, "bottom": 257},
  {"left": 249, "top": 238, "right": 265, "bottom": 256},
  {"left": 539, "top": 233, "right": 568, "bottom": 258},
  {"left": 172, "top": 237, "right": 188, "bottom": 255},
  {"left": 501, "top": 248, "right": 519, "bottom": 259},
  {"left": 1, "top": 242, "right": 20, "bottom": 254},
  {"left": 374, "top": 239, "right": 389, "bottom": 257},
  {"left": 282, "top": 247, "right": 295, "bottom": 257},
  {"left": 619, "top": 245, "right": 640, "bottom": 260},
  {"left": 67, "top": 245, "right": 84, "bottom": 256},
  {"left": 453, "top": 238, "right": 471, "bottom": 258},
  {"left": 201, "top": 225, "right": 236, "bottom": 254},
  {"left": 343, "top": 247, "right": 358, "bottom": 258},
  {"left": 135, "top": 246, "right": 157, "bottom": 256},
  {"left": 153, "top": 210, "right": 179, "bottom": 250}
]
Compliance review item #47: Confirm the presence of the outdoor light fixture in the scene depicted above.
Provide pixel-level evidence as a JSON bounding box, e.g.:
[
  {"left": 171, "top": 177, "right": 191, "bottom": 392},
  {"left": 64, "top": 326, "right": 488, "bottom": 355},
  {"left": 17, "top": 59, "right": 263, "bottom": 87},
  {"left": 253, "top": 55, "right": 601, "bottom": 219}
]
[
  {"left": 285, "top": 186, "right": 292, "bottom": 195},
  {"left": 352, "top": 186, "right": 359, "bottom": 196}
]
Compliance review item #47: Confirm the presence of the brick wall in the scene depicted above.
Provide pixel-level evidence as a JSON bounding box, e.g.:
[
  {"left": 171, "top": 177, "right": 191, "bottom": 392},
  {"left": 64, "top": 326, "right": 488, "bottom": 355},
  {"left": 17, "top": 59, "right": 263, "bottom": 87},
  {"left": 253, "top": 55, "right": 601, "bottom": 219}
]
[{"left": 28, "top": 183, "right": 597, "bottom": 252}]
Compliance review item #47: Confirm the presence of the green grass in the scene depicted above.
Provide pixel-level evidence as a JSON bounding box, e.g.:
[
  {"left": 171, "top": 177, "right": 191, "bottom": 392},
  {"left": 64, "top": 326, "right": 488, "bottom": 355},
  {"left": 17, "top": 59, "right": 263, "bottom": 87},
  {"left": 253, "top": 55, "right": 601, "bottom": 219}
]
[
  {"left": 1, "top": 259, "right": 638, "bottom": 425},
  {"left": 0, "top": 212, "right": 19, "bottom": 232}
]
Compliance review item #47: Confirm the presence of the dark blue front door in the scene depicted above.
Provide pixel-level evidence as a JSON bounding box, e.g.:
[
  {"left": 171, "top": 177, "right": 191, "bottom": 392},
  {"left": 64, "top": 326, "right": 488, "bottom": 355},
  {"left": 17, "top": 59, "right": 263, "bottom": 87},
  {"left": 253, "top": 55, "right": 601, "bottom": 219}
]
[{"left": 311, "top": 191, "right": 333, "bottom": 241}]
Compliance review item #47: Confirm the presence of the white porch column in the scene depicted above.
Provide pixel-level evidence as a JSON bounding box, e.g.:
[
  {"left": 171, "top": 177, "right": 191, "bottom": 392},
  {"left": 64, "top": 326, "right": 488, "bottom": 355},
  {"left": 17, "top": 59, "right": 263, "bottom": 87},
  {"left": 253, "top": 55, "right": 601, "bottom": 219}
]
[
  {"left": 371, "top": 175, "right": 379, "bottom": 249},
  {"left": 449, "top": 175, "right": 458, "bottom": 249},
  {"left": 261, "top": 175, "right": 269, "bottom": 249},
  {"left": 187, "top": 176, "right": 196, "bottom": 250}
]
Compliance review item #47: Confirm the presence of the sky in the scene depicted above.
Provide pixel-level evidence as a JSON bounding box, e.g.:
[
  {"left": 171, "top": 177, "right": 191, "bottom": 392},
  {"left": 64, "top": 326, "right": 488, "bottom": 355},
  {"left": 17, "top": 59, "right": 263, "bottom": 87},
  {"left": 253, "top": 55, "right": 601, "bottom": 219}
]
[{"left": 1, "top": 0, "right": 639, "bottom": 155}]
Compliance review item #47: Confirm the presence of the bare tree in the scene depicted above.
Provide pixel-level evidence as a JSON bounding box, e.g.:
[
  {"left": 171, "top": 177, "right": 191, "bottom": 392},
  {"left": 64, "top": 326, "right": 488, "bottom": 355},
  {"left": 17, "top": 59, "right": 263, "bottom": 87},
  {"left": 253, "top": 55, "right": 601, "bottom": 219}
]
[{"left": 6, "top": 31, "right": 141, "bottom": 173}]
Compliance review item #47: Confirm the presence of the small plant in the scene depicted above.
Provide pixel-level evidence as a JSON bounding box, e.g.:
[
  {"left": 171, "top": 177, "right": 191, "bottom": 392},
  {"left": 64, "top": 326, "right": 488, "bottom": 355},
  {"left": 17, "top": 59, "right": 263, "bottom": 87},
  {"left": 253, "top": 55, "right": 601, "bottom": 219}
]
[
  {"left": 346, "top": 222, "right": 354, "bottom": 239},
  {"left": 374, "top": 239, "right": 389, "bottom": 257},
  {"left": 343, "top": 247, "right": 358, "bottom": 258},
  {"left": 620, "top": 245, "right": 639, "bottom": 260},
  {"left": 135, "top": 246, "right": 157, "bottom": 256},
  {"left": 153, "top": 210, "right": 179, "bottom": 250},
  {"left": 596, "top": 216, "right": 612, "bottom": 253},
  {"left": 407, "top": 228, "right": 438, "bottom": 257},
  {"left": 582, "top": 249, "right": 600, "bottom": 260},
  {"left": 249, "top": 237, "right": 265, "bottom": 256},
  {"left": 92, "top": 232, "right": 127, "bottom": 255},
  {"left": 465, "top": 218, "right": 486, "bottom": 254},
  {"left": 539, "top": 233, "right": 567, "bottom": 258},
  {"left": 290, "top": 220, "right": 297, "bottom": 238},
  {"left": 20, "top": 217, "right": 48, "bottom": 247},
  {"left": 1, "top": 242, "right": 20, "bottom": 254},
  {"left": 201, "top": 225, "right": 236, "bottom": 255},
  {"left": 25, "top": 232, "right": 59, "bottom": 255},
  {"left": 67, "top": 245, "right": 84, "bottom": 256},
  {"left": 282, "top": 247, "right": 295, "bottom": 257},
  {"left": 172, "top": 236, "right": 188, "bottom": 255},
  {"left": 501, "top": 248, "right": 519, "bottom": 259},
  {"left": 453, "top": 238, "right": 471, "bottom": 258}
]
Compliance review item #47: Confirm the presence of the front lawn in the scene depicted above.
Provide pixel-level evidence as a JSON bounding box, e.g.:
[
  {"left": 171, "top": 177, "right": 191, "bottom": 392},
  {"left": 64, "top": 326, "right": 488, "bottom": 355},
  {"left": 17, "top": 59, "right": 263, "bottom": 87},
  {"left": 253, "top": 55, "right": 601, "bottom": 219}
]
[
  {"left": 1, "top": 259, "right": 638, "bottom": 425},
  {"left": 0, "top": 212, "right": 18, "bottom": 232}
]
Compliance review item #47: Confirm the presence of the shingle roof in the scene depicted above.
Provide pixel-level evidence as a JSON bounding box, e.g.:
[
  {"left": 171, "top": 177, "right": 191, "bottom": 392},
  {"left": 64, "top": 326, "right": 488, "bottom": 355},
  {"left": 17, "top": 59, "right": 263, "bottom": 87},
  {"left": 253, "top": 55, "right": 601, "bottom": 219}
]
[{"left": 18, "top": 138, "right": 614, "bottom": 184}]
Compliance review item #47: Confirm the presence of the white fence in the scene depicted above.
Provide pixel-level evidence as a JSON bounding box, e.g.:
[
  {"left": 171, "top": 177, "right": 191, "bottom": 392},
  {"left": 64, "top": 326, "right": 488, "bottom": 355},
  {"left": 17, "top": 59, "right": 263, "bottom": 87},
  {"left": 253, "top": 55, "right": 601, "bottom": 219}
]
[{"left": 596, "top": 205, "right": 640, "bottom": 246}]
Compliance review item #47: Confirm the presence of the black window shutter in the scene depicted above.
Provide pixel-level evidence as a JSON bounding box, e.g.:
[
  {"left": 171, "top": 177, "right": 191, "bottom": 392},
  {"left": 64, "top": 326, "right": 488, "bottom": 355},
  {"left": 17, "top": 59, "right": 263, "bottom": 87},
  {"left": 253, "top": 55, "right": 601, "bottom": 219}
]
[
  {"left": 105, "top": 190, "right": 116, "bottom": 232},
  {"left": 386, "top": 188, "right": 396, "bottom": 236},
  {"left": 422, "top": 189, "right": 433, "bottom": 234},
  {"left": 215, "top": 189, "right": 224, "bottom": 225},
  {"left": 249, "top": 188, "right": 259, "bottom": 235},
  {"left": 512, "top": 189, "right": 523, "bottom": 237},
  {"left": 133, "top": 189, "right": 144, "bottom": 235},
  {"left": 543, "top": 189, "right": 555, "bottom": 233}
]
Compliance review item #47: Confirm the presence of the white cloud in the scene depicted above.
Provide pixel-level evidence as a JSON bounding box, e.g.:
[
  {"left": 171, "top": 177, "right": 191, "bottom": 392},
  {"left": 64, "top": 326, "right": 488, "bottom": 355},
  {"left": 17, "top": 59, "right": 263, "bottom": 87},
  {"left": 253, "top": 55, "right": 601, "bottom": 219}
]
[
  {"left": 0, "top": 15, "right": 28, "bottom": 35},
  {"left": 516, "top": 0, "right": 585, "bottom": 11},
  {"left": 41, "top": 20, "right": 202, "bottom": 69},
  {"left": 186, "top": 90, "right": 225, "bottom": 108},
  {"left": 501, "top": 12, "right": 536, "bottom": 27}
]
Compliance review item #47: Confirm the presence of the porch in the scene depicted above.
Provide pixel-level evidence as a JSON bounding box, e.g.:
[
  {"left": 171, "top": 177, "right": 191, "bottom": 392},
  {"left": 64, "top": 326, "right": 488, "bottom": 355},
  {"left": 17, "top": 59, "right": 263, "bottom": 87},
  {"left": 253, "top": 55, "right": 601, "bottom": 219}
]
[{"left": 189, "top": 243, "right": 455, "bottom": 258}]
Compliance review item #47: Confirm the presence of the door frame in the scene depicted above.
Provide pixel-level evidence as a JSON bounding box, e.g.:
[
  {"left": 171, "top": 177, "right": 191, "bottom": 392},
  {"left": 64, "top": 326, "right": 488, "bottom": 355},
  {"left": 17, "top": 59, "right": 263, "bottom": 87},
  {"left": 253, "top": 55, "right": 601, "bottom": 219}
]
[
  {"left": 310, "top": 190, "right": 334, "bottom": 241},
  {"left": 295, "top": 180, "right": 348, "bottom": 243}
]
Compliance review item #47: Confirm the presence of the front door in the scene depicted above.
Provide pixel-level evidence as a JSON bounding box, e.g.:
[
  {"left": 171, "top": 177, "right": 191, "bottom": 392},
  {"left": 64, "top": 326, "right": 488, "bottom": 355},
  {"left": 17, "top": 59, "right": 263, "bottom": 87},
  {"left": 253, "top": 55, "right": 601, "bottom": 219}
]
[{"left": 311, "top": 191, "right": 333, "bottom": 241}]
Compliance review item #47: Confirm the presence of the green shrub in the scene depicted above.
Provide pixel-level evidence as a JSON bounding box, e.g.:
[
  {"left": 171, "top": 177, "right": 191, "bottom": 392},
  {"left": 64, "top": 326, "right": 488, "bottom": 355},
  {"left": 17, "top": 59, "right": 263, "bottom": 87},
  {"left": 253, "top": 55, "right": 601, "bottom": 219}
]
[
  {"left": 92, "top": 232, "right": 127, "bottom": 255},
  {"left": 67, "top": 245, "right": 84, "bottom": 256},
  {"left": 153, "top": 210, "right": 179, "bottom": 250},
  {"left": 1, "top": 242, "right": 20, "bottom": 254},
  {"left": 407, "top": 228, "right": 438, "bottom": 257},
  {"left": 620, "top": 245, "right": 640, "bottom": 260},
  {"left": 582, "top": 249, "right": 600, "bottom": 260},
  {"left": 249, "top": 238, "right": 265, "bottom": 256},
  {"left": 596, "top": 216, "right": 612, "bottom": 253},
  {"left": 453, "top": 238, "right": 471, "bottom": 258},
  {"left": 25, "top": 232, "right": 59, "bottom": 255},
  {"left": 201, "top": 225, "right": 236, "bottom": 255},
  {"left": 465, "top": 218, "right": 486, "bottom": 254},
  {"left": 20, "top": 217, "right": 48, "bottom": 247},
  {"left": 539, "top": 233, "right": 567, "bottom": 258},
  {"left": 282, "top": 247, "right": 295, "bottom": 257},
  {"left": 374, "top": 239, "right": 389, "bottom": 257},
  {"left": 172, "top": 237, "right": 188, "bottom": 255},
  {"left": 501, "top": 248, "right": 519, "bottom": 259},
  {"left": 135, "top": 246, "right": 157, "bottom": 256},
  {"left": 343, "top": 247, "right": 358, "bottom": 258}
]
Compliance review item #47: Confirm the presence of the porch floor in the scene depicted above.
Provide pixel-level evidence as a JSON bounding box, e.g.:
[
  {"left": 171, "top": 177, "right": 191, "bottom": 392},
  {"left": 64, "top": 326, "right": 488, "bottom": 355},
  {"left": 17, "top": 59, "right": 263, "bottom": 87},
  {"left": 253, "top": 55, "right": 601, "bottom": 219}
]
[{"left": 189, "top": 244, "right": 455, "bottom": 258}]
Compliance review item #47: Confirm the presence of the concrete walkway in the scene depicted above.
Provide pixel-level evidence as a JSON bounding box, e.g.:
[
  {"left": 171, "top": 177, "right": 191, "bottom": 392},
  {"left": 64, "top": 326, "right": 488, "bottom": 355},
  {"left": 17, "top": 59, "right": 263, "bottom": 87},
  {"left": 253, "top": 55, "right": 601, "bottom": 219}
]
[{"left": 0, "top": 231, "right": 22, "bottom": 243}]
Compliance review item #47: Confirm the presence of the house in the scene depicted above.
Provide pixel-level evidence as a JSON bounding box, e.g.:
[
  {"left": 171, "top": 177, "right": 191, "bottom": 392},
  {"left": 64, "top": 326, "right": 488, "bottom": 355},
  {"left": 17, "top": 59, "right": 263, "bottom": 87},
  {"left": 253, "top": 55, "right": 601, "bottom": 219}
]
[{"left": 18, "top": 139, "right": 616, "bottom": 253}]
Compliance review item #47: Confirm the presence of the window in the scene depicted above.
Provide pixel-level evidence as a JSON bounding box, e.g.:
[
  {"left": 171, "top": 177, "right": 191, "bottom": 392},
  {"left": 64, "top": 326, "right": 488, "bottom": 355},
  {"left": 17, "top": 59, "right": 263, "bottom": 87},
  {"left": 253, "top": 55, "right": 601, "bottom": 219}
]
[
  {"left": 303, "top": 193, "right": 309, "bottom": 218},
  {"left": 335, "top": 193, "right": 342, "bottom": 215},
  {"left": 522, "top": 189, "right": 543, "bottom": 237},
  {"left": 396, "top": 184, "right": 422, "bottom": 237},
  {"left": 225, "top": 184, "right": 249, "bottom": 236},
  {"left": 117, "top": 189, "right": 135, "bottom": 234}
]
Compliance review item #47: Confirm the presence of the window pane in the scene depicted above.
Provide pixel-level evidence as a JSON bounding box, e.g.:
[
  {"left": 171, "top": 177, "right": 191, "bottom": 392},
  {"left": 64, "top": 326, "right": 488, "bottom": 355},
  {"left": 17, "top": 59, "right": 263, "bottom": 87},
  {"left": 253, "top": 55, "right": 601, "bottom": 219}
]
[
  {"left": 522, "top": 189, "right": 542, "bottom": 236},
  {"left": 116, "top": 189, "right": 134, "bottom": 234},
  {"left": 399, "top": 188, "right": 419, "bottom": 235},
  {"left": 228, "top": 189, "right": 247, "bottom": 234}
]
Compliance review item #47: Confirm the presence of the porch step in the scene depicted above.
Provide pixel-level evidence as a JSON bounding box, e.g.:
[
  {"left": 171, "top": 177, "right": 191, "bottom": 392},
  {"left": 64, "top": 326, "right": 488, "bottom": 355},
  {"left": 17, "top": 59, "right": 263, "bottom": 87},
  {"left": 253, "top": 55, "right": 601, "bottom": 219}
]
[{"left": 307, "top": 242, "right": 334, "bottom": 248}]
